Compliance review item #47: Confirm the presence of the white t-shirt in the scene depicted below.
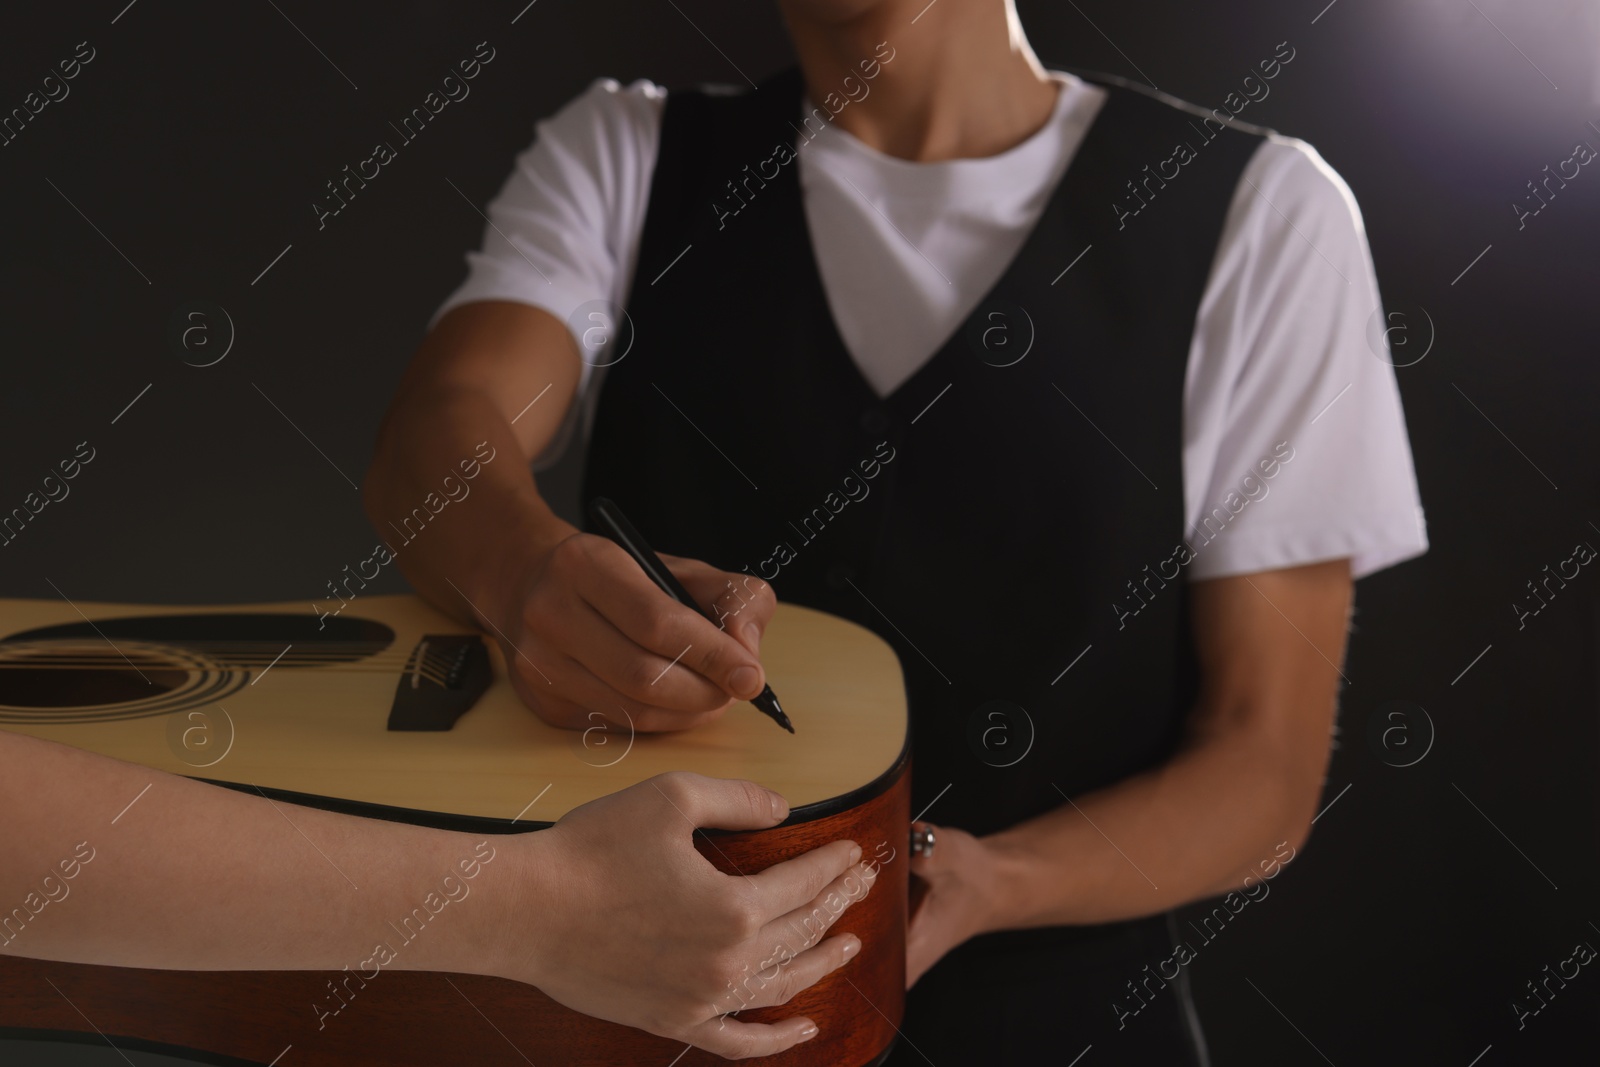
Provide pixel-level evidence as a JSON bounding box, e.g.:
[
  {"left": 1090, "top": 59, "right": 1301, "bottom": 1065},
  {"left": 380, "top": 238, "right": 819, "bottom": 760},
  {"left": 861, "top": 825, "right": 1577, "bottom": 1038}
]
[{"left": 433, "top": 72, "right": 1428, "bottom": 581}]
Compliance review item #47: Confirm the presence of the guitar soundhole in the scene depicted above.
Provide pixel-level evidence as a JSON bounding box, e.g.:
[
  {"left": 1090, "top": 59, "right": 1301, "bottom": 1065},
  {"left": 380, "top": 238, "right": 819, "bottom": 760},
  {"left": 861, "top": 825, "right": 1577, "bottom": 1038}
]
[
  {"left": 0, "top": 660, "right": 190, "bottom": 708},
  {"left": 0, "top": 613, "right": 395, "bottom": 724},
  {"left": 0, "top": 641, "right": 234, "bottom": 724}
]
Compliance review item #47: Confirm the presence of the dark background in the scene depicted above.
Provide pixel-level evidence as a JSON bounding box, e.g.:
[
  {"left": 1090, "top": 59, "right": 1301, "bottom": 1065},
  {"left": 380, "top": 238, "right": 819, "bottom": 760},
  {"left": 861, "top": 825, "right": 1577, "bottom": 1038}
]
[{"left": 1, "top": 0, "right": 1596, "bottom": 1063}]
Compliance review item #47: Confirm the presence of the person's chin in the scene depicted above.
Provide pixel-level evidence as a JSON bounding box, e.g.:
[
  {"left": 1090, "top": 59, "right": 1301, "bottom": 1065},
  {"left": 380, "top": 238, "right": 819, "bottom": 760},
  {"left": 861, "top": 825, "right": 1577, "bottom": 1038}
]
[{"left": 778, "top": 0, "right": 893, "bottom": 27}]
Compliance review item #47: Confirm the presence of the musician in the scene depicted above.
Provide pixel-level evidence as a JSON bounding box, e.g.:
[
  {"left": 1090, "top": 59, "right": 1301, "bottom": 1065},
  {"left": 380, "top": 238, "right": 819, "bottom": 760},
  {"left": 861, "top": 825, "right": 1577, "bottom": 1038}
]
[{"left": 364, "top": 0, "right": 1427, "bottom": 1061}]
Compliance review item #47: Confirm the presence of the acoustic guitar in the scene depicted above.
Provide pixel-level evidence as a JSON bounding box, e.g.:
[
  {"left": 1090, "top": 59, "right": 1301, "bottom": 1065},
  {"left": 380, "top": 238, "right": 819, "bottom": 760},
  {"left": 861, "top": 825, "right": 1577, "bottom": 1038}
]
[{"left": 0, "top": 594, "right": 910, "bottom": 1066}]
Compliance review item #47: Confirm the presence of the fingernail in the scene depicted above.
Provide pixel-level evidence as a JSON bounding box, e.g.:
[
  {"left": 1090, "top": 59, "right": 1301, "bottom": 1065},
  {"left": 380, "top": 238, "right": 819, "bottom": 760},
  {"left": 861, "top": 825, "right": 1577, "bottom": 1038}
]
[
  {"left": 769, "top": 792, "right": 788, "bottom": 821},
  {"left": 848, "top": 843, "right": 862, "bottom": 864},
  {"left": 730, "top": 665, "right": 759, "bottom": 697},
  {"left": 799, "top": 1022, "right": 819, "bottom": 1040},
  {"left": 842, "top": 936, "right": 860, "bottom": 959},
  {"left": 744, "top": 621, "right": 761, "bottom": 647}
]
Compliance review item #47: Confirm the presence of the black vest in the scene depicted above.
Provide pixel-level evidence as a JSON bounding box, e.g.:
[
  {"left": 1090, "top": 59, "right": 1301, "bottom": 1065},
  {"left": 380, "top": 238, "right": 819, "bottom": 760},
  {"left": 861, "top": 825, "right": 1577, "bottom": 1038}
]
[{"left": 582, "top": 67, "right": 1263, "bottom": 842}]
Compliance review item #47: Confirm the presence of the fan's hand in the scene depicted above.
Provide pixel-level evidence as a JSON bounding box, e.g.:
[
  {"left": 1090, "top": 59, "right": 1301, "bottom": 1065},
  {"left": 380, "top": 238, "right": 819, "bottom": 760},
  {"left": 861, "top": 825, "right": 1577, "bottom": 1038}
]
[{"left": 501, "top": 772, "right": 877, "bottom": 1059}]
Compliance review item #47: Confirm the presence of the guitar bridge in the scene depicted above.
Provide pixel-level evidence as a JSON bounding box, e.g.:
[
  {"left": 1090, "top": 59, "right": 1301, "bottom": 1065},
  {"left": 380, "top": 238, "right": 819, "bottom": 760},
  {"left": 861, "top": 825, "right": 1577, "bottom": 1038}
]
[{"left": 386, "top": 634, "right": 491, "bottom": 731}]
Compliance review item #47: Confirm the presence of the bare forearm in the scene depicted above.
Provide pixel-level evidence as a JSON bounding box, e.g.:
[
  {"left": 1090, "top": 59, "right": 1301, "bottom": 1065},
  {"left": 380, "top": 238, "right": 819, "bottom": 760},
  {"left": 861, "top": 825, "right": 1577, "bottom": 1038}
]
[
  {"left": 363, "top": 382, "right": 573, "bottom": 628},
  {"left": 0, "top": 731, "right": 517, "bottom": 977},
  {"left": 983, "top": 728, "right": 1312, "bottom": 929},
  {"left": 980, "top": 564, "right": 1351, "bottom": 931}
]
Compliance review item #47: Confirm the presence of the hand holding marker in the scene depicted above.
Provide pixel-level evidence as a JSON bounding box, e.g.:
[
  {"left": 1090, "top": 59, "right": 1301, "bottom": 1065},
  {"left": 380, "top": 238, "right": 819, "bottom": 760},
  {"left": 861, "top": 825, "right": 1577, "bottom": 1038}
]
[{"left": 587, "top": 497, "right": 794, "bottom": 733}]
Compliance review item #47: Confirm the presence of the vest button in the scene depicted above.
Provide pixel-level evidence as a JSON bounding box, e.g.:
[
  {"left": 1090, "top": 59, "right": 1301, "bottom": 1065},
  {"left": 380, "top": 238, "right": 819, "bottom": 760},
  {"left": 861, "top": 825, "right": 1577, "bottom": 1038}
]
[
  {"left": 858, "top": 408, "right": 889, "bottom": 436},
  {"left": 826, "top": 563, "right": 856, "bottom": 590}
]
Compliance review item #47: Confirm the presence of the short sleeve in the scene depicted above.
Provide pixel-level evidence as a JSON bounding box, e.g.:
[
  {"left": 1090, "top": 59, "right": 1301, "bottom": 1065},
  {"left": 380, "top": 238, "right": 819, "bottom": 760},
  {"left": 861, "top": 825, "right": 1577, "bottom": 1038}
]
[
  {"left": 1181, "top": 136, "right": 1428, "bottom": 581},
  {"left": 429, "top": 77, "right": 664, "bottom": 467}
]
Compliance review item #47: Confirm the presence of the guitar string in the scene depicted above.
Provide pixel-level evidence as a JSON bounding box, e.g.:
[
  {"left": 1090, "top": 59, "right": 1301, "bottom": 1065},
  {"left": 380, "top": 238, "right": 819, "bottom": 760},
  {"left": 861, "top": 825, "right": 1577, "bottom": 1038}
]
[
  {"left": 0, "top": 645, "right": 471, "bottom": 661},
  {"left": 0, "top": 652, "right": 463, "bottom": 685},
  {"left": 0, "top": 642, "right": 519, "bottom": 671},
  {"left": 0, "top": 659, "right": 459, "bottom": 680},
  {"left": 0, "top": 655, "right": 464, "bottom": 662},
  {"left": 0, "top": 655, "right": 464, "bottom": 671},
  {"left": 0, "top": 645, "right": 466, "bottom": 663}
]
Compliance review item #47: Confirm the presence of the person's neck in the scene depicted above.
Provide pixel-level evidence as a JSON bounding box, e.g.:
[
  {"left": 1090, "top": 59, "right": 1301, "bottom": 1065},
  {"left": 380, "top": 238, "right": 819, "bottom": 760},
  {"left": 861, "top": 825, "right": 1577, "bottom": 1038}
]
[{"left": 780, "top": 0, "right": 1059, "bottom": 162}]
